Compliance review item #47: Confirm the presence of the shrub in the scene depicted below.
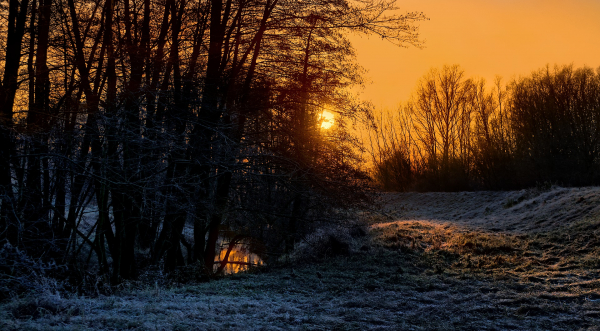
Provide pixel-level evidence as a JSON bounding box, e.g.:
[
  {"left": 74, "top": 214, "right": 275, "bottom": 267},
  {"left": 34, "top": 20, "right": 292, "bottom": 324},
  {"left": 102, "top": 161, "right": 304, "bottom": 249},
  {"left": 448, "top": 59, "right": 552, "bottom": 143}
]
[
  {"left": 0, "top": 241, "right": 65, "bottom": 300},
  {"left": 289, "top": 225, "right": 365, "bottom": 262}
]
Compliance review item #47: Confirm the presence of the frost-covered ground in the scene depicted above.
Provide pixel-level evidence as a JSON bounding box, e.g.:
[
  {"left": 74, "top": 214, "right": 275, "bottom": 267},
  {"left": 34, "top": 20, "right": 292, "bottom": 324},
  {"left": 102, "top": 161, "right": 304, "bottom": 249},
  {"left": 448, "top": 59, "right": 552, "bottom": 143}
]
[
  {"left": 376, "top": 186, "right": 600, "bottom": 233},
  {"left": 1, "top": 186, "right": 600, "bottom": 330}
]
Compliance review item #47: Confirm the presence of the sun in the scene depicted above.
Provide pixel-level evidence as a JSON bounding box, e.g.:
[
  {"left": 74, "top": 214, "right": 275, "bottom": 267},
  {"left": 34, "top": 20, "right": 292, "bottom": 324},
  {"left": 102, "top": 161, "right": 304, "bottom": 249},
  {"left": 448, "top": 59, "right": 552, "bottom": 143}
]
[{"left": 319, "top": 110, "right": 335, "bottom": 129}]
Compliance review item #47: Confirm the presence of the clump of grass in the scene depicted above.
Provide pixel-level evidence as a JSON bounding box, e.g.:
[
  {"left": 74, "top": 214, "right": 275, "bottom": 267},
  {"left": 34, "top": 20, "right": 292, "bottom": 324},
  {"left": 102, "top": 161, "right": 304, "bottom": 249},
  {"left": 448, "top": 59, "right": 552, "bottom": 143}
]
[
  {"left": 289, "top": 226, "right": 357, "bottom": 262},
  {"left": 372, "top": 221, "right": 521, "bottom": 257},
  {"left": 503, "top": 195, "right": 527, "bottom": 208},
  {"left": 10, "top": 295, "right": 80, "bottom": 320}
]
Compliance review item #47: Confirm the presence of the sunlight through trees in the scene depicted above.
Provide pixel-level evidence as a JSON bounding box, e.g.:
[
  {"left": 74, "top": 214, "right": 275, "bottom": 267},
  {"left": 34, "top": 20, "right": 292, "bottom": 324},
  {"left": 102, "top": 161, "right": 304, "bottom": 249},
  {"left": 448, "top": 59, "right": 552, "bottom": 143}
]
[
  {"left": 0, "top": 0, "right": 426, "bottom": 288},
  {"left": 319, "top": 110, "right": 335, "bottom": 129}
]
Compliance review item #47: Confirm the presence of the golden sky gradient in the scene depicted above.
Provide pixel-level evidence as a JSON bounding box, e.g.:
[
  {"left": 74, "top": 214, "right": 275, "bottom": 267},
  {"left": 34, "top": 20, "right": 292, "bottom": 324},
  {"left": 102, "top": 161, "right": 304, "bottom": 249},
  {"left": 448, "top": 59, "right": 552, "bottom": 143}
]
[{"left": 350, "top": 0, "right": 600, "bottom": 110}]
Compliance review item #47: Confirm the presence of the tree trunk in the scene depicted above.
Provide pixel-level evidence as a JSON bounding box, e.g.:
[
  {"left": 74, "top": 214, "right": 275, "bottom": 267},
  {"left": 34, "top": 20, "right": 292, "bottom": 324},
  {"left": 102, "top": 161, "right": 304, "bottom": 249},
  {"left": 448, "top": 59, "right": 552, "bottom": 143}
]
[{"left": 0, "top": 0, "right": 31, "bottom": 245}]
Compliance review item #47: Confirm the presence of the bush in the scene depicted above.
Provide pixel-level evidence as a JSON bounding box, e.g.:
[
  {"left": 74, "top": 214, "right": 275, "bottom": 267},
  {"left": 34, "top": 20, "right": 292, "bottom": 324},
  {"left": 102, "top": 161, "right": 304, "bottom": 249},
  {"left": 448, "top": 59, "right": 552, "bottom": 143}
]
[
  {"left": 289, "top": 224, "right": 367, "bottom": 262},
  {"left": 0, "top": 241, "right": 66, "bottom": 300}
]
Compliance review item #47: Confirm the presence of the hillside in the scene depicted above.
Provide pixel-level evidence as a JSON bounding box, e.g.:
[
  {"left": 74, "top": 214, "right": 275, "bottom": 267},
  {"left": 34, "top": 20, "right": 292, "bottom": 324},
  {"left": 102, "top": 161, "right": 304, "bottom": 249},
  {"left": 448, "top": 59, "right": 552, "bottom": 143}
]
[
  {"left": 1, "top": 186, "right": 599, "bottom": 330},
  {"left": 377, "top": 186, "right": 600, "bottom": 233}
]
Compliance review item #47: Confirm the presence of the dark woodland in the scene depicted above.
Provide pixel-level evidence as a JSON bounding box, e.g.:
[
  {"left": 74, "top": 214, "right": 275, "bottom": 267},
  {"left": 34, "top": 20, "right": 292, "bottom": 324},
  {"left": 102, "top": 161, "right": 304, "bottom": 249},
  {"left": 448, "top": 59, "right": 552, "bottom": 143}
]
[{"left": 0, "top": 0, "right": 426, "bottom": 294}]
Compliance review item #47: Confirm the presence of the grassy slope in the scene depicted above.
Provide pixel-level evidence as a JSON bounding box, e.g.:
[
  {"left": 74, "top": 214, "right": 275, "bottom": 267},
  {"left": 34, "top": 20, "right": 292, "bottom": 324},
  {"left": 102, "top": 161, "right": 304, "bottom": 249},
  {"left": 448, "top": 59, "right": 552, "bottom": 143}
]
[{"left": 2, "top": 189, "right": 600, "bottom": 330}]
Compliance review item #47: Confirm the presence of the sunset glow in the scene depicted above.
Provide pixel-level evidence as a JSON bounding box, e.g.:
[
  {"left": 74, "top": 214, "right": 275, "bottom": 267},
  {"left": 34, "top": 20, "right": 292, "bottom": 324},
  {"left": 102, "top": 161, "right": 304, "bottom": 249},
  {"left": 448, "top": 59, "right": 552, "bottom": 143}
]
[
  {"left": 351, "top": 0, "right": 600, "bottom": 109},
  {"left": 216, "top": 245, "right": 263, "bottom": 274},
  {"left": 320, "top": 110, "right": 335, "bottom": 129}
]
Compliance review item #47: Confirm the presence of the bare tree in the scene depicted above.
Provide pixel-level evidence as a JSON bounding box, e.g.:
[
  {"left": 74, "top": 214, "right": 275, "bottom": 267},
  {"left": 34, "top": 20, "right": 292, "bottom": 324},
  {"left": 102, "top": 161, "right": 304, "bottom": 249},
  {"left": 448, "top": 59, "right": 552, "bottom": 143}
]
[{"left": 409, "top": 65, "right": 473, "bottom": 190}]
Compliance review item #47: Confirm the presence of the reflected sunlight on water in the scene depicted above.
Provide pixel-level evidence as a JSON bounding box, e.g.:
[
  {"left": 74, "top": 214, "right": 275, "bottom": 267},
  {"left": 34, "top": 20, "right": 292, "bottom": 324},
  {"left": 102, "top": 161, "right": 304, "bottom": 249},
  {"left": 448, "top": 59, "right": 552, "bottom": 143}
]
[{"left": 215, "top": 240, "right": 264, "bottom": 274}]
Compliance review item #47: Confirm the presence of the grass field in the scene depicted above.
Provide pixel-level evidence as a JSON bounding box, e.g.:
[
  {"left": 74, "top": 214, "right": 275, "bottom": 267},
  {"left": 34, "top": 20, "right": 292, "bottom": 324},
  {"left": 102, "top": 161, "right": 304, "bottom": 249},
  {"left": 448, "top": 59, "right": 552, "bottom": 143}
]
[{"left": 2, "top": 188, "right": 600, "bottom": 330}]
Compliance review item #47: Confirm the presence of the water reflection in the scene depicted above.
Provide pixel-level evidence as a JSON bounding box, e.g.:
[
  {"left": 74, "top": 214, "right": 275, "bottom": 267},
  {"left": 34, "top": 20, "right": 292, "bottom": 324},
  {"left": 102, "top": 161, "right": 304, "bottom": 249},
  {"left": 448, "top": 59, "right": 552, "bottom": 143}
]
[{"left": 214, "top": 239, "right": 264, "bottom": 274}]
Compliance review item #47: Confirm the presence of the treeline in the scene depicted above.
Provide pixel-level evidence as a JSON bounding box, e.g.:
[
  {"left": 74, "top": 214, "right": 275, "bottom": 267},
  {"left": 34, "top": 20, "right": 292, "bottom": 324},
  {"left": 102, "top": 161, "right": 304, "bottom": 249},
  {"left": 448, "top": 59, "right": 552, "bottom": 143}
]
[
  {"left": 369, "top": 64, "right": 600, "bottom": 191},
  {"left": 0, "top": 0, "right": 426, "bottom": 290}
]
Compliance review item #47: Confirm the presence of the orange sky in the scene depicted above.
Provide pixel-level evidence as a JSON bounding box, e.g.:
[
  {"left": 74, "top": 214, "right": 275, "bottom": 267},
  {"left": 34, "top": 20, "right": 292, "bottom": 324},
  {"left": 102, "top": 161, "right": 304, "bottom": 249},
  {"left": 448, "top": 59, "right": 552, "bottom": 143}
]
[{"left": 350, "top": 0, "right": 600, "bottom": 110}]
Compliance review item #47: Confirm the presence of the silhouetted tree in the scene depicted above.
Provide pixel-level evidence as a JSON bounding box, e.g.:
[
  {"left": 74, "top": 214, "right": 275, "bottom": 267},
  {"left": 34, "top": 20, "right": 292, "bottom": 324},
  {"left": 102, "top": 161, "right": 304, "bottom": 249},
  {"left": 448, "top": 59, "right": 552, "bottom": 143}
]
[
  {"left": 510, "top": 64, "right": 600, "bottom": 186},
  {"left": 0, "top": 0, "right": 427, "bottom": 287},
  {"left": 409, "top": 65, "right": 474, "bottom": 191},
  {"left": 368, "top": 64, "right": 600, "bottom": 192}
]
